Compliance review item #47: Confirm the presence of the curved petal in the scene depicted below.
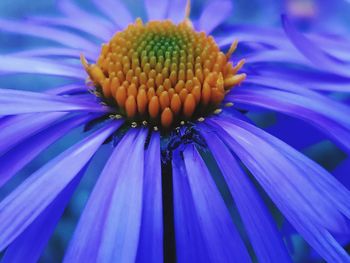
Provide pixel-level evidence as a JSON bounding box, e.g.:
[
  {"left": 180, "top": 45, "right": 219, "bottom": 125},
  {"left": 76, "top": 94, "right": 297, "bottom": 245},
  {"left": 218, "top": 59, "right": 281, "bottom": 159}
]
[
  {"left": 1, "top": 167, "right": 86, "bottom": 263},
  {"left": 198, "top": 129, "right": 292, "bottom": 263},
  {"left": 64, "top": 128, "right": 147, "bottom": 263},
  {"left": 173, "top": 145, "right": 251, "bottom": 262},
  {"left": 0, "top": 114, "right": 96, "bottom": 187},
  {"left": 92, "top": 0, "right": 133, "bottom": 29},
  {"left": 281, "top": 15, "right": 350, "bottom": 78},
  {"left": 167, "top": 0, "right": 187, "bottom": 23},
  {"left": 0, "top": 19, "right": 96, "bottom": 51},
  {"left": 172, "top": 150, "right": 209, "bottom": 262},
  {"left": 0, "top": 113, "right": 66, "bottom": 156},
  {"left": 30, "top": 16, "right": 112, "bottom": 41},
  {"left": 136, "top": 132, "right": 163, "bottom": 262},
  {"left": 58, "top": 0, "right": 115, "bottom": 31},
  {"left": 12, "top": 48, "right": 96, "bottom": 61},
  {"left": 0, "top": 88, "right": 110, "bottom": 115},
  {"left": 207, "top": 117, "right": 350, "bottom": 262},
  {"left": 145, "top": 0, "right": 169, "bottom": 20},
  {"left": 227, "top": 86, "right": 350, "bottom": 151},
  {"left": 198, "top": 1, "right": 233, "bottom": 34},
  {"left": 0, "top": 120, "right": 122, "bottom": 252},
  {"left": 0, "top": 56, "right": 84, "bottom": 79}
]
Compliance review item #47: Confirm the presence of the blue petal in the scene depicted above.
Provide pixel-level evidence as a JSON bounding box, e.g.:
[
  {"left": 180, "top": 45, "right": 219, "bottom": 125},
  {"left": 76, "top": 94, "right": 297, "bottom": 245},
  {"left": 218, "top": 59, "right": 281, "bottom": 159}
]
[
  {"left": 92, "top": 0, "right": 133, "bottom": 29},
  {"left": 172, "top": 150, "right": 209, "bottom": 262},
  {"left": 167, "top": 0, "right": 187, "bottom": 23},
  {"left": 210, "top": 117, "right": 349, "bottom": 233},
  {"left": 13, "top": 48, "right": 97, "bottom": 61},
  {"left": 145, "top": 0, "right": 169, "bottom": 20},
  {"left": 64, "top": 128, "right": 146, "bottom": 262},
  {"left": 199, "top": 128, "right": 292, "bottom": 263},
  {"left": 136, "top": 132, "right": 163, "bottom": 262},
  {"left": 281, "top": 15, "right": 350, "bottom": 78},
  {"left": 198, "top": 1, "right": 233, "bottom": 34},
  {"left": 0, "top": 120, "right": 122, "bottom": 252},
  {"left": 0, "top": 56, "right": 84, "bottom": 79},
  {"left": 0, "top": 113, "right": 66, "bottom": 155},
  {"left": 30, "top": 16, "right": 112, "bottom": 41},
  {"left": 174, "top": 145, "right": 251, "bottom": 262},
  {"left": 227, "top": 85, "right": 350, "bottom": 152},
  {"left": 0, "top": 19, "right": 96, "bottom": 51},
  {"left": 58, "top": 0, "right": 115, "bottom": 31},
  {"left": 0, "top": 114, "right": 96, "bottom": 187},
  {"left": 1, "top": 167, "right": 86, "bottom": 263},
  {"left": 207, "top": 117, "right": 350, "bottom": 261},
  {"left": 0, "top": 88, "right": 110, "bottom": 115}
]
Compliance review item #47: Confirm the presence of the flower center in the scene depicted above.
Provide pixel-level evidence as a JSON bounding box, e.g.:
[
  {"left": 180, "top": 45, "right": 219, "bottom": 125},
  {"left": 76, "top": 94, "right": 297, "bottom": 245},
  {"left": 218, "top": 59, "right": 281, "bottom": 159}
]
[{"left": 81, "top": 19, "right": 245, "bottom": 129}]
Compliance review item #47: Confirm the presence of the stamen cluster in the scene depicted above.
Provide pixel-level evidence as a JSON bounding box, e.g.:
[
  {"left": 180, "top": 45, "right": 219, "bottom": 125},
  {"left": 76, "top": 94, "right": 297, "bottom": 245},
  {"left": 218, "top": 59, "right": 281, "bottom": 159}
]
[{"left": 82, "top": 19, "right": 245, "bottom": 128}]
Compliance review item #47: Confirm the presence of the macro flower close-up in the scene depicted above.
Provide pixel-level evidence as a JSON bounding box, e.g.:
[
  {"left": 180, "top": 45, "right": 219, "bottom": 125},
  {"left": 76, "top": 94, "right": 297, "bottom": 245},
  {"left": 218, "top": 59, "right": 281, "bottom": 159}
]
[{"left": 1, "top": 0, "right": 350, "bottom": 262}]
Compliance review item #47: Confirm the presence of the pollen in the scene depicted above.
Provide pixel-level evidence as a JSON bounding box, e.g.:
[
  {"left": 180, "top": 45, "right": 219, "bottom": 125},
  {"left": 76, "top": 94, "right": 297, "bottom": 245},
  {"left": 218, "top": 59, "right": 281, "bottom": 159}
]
[{"left": 81, "top": 18, "right": 245, "bottom": 129}]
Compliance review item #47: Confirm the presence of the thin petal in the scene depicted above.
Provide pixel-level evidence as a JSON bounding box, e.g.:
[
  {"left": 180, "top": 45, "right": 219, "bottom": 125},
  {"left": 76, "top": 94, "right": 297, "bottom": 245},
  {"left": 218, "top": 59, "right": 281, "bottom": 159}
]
[
  {"left": 145, "top": 0, "right": 169, "bottom": 20},
  {"left": 92, "top": 0, "right": 133, "bottom": 29},
  {"left": 0, "top": 114, "right": 96, "bottom": 187},
  {"left": 0, "top": 56, "right": 84, "bottom": 79},
  {"left": 0, "top": 120, "right": 122, "bottom": 251},
  {"left": 30, "top": 16, "right": 112, "bottom": 41},
  {"left": 172, "top": 150, "right": 209, "bottom": 262},
  {"left": 1, "top": 167, "right": 86, "bottom": 263},
  {"left": 0, "top": 19, "right": 96, "bottom": 51},
  {"left": 0, "top": 88, "right": 110, "bottom": 115},
  {"left": 281, "top": 15, "right": 350, "bottom": 77},
  {"left": 174, "top": 145, "right": 251, "bottom": 262},
  {"left": 210, "top": 117, "right": 349, "bottom": 234},
  {"left": 208, "top": 117, "right": 350, "bottom": 262},
  {"left": 64, "top": 128, "right": 146, "bottom": 263},
  {"left": 136, "top": 132, "right": 163, "bottom": 262},
  {"left": 167, "top": 0, "right": 187, "bottom": 23},
  {"left": 12, "top": 48, "right": 96, "bottom": 61},
  {"left": 0, "top": 113, "right": 66, "bottom": 155},
  {"left": 199, "top": 129, "right": 292, "bottom": 263},
  {"left": 227, "top": 86, "right": 350, "bottom": 151},
  {"left": 198, "top": 1, "right": 233, "bottom": 34}
]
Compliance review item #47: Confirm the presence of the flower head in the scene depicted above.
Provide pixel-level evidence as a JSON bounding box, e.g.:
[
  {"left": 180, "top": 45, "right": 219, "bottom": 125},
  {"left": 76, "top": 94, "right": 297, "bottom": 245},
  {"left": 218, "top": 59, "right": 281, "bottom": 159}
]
[{"left": 0, "top": 0, "right": 350, "bottom": 262}]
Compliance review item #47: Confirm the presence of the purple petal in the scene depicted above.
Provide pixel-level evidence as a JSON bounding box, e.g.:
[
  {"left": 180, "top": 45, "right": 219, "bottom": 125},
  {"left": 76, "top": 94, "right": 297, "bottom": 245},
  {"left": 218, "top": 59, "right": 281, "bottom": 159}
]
[
  {"left": 210, "top": 117, "right": 349, "bottom": 233},
  {"left": 208, "top": 117, "right": 350, "bottom": 261},
  {"left": 0, "top": 113, "right": 66, "bottom": 155},
  {"left": 92, "top": 0, "right": 133, "bottom": 29},
  {"left": 281, "top": 15, "right": 350, "bottom": 78},
  {"left": 174, "top": 145, "right": 251, "bottom": 262},
  {"left": 47, "top": 84, "right": 88, "bottom": 95},
  {"left": 172, "top": 150, "right": 209, "bottom": 262},
  {"left": 12, "top": 48, "right": 96, "bottom": 61},
  {"left": 227, "top": 86, "right": 350, "bottom": 151},
  {"left": 0, "top": 56, "right": 85, "bottom": 79},
  {"left": 0, "top": 120, "right": 122, "bottom": 251},
  {"left": 0, "top": 114, "right": 96, "bottom": 187},
  {"left": 30, "top": 16, "right": 113, "bottom": 41},
  {"left": 0, "top": 88, "right": 110, "bottom": 115},
  {"left": 58, "top": 0, "right": 115, "bottom": 31},
  {"left": 198, "top": 1, "right": 233, "bottom": 34},
  {"left": 136, "top": 132, "right": 163, "bottom": 262},
  {"left": 167, "top": 0, "right": 187, "bottom": 23},
  {"left": 1, "top": 167, "right": 86, "bottom": 263},
  {"left": 0, "top": 19, "right": 96, "bottom": 51},
  {"left": 199, "top": 129, "right": 292, "bottom": 263},
  {"left": 145, "top": 0, "right": 169, "bottom": 20},
  {"left": 64, "top": 129, "right": 146, "bottom": 262}
]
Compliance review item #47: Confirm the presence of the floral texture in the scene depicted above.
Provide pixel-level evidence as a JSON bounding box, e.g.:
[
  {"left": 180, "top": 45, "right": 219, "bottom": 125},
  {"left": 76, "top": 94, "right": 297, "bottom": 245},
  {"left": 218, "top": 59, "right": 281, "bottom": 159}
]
[{"left": 0, "top": 0, "right": 350, "bottom": 262}]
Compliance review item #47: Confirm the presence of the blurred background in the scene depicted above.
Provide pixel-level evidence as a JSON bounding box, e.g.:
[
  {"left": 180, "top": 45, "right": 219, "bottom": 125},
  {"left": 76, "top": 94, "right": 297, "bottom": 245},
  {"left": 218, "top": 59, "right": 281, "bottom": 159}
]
[{"left": 0, "top": 0, "right": 349, "bottom": 262}]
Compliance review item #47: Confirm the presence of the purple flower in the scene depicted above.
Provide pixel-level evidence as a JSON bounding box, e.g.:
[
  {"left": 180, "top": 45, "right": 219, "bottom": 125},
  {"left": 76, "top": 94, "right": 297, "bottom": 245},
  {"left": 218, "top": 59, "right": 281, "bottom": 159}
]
[{"left": 0, "top": 0, "right": 350, "bottom": 262}]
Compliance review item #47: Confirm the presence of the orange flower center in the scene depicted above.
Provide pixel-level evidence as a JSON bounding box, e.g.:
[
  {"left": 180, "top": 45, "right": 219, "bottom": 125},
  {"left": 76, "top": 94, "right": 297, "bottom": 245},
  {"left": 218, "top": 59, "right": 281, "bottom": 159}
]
[{"left": 81, "top": 18, "right": 245, "bottom": 129}]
